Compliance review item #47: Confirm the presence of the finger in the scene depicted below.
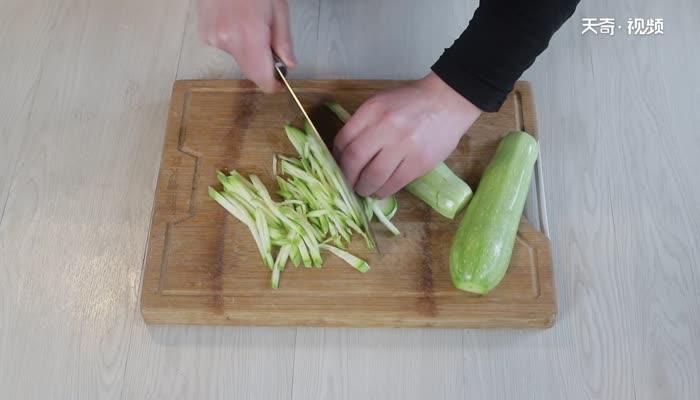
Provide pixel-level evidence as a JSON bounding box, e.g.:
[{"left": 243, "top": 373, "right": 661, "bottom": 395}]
[
  {"left": 271, "top": 0, "right": 296, "bottom": 67},
  {"left": 333, "top": 99, "right": 382, "bottom": 155},
  {"left": 222, "top": 24, "right": 281, "bottom": 93},
  {"left": 354, "top": 148, "right": 405, "bottom": 197},
  {"left": 338, "top": 126, "right": 386, "bottom": 187},
  {"left": 375, "top": 157, "right": 426, "bottom": 198}
]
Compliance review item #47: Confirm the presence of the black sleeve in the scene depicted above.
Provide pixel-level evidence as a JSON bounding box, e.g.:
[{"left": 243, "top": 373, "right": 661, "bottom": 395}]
[{"left": 431, "top": 0, "right": 580, "bottom": 112}]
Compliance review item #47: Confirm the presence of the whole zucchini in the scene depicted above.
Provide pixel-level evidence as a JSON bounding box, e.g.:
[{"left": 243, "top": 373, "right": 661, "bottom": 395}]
[{"left": 449, "top": 131, "right": 539, "bottom": 294}]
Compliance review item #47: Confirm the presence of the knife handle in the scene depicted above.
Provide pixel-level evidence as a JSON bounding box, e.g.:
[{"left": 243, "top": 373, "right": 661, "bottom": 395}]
[{"left": 272, "top": 53, "right": 287, "bottom": 80}]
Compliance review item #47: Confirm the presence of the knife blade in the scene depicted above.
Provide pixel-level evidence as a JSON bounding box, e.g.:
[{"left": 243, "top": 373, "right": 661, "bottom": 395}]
[{"left": 272, "top": 55, "right": 379, "bottom": 251}]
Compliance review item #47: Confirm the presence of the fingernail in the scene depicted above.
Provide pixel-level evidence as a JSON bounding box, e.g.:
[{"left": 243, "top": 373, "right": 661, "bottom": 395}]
[
  {"left": 355, "top": 185, "right": 370, "bottom": 197},
  {"left": 277, "top": 46, "right": 296, "bottom": 68}
]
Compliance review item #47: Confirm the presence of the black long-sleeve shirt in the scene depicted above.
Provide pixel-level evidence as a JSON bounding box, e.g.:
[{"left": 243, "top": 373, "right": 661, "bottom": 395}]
[{"left": 432, "top": 0, "right": 580, "bottom": 112}]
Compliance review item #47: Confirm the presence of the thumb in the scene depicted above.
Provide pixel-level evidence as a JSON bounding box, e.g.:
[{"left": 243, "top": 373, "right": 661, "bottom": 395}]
[{"left": 270, "top": 0, "right": 296, "bottom": 67}]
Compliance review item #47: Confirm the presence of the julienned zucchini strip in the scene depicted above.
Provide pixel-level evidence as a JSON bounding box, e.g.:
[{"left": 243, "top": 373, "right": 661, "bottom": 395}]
[{"left": 209, "top": 123, "right": 401, "bottom": 288}]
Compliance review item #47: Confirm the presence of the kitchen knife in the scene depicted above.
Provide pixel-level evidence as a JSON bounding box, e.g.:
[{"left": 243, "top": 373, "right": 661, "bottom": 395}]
[{"left": 272, "top": 55, "right": 379, "bottom": 250}]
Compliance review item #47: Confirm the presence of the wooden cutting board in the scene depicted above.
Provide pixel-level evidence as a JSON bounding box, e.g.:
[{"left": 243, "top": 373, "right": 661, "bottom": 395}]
[{"left": 140, "top": 80, "right": 555, "bottom": 328}]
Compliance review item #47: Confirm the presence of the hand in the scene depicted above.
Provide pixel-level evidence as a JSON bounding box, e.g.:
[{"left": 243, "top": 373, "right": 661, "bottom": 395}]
[
  {"left": 198, "top": 0, "right": 296, "bottom": 92},
  {"left": 334, "top": 72, "right": 482, "bottom": 198}
]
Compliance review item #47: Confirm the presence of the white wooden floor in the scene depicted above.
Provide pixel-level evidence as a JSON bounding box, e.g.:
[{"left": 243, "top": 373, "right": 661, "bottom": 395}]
[{"left": 2, "top": 0, "right": 699, "bottom": 398}]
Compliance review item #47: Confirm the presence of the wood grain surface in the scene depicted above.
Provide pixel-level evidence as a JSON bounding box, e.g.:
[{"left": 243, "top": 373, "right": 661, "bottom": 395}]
[
  {"left": 0, "top": 1, "right": 191, "bottom": 398},
  {"left": 1, "top": 0, "right": 699, "bottom": 398},
  {"left": 140, "top": 79, "right": 554, "bottom": 328}
]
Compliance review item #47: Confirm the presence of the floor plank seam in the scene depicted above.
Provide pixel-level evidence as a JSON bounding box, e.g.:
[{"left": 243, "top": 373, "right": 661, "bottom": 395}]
[
  {"left": 0, "top": 53, "right": 43, "bottom": 230},
  {"left": 288, "top": 328, "right": 298, "bottom": 400},
  {"left": 0, "top": 159, "right": 19, "bottom": 229},
  {"left": 119, "top": 234, "right": 151, "bottom": 400},
  {"left": 121, "top": 2, "right": 194, "bottom": 397},
  {"left": 0, "top": 190, "right": 10, "bottom": 229},
  {"left": 315, "top": 0, "right": 322, "bottom": 41},
  {"left": 607, "top": 195, "right": 617, "bottom": 243},
  {"left": 460, "top": 330, "right": 467, "bottom": 395},
  {"left": 175, "top": 0, "right": 195, "bottom": 78},
  {"left": 117, "top": 314, "right": 137, "bottom": 400}
]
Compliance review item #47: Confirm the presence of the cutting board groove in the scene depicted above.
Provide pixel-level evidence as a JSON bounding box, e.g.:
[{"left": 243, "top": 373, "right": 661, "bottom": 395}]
[{"left": 140, "top": 80, "right": 555, "bottom": 328}]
